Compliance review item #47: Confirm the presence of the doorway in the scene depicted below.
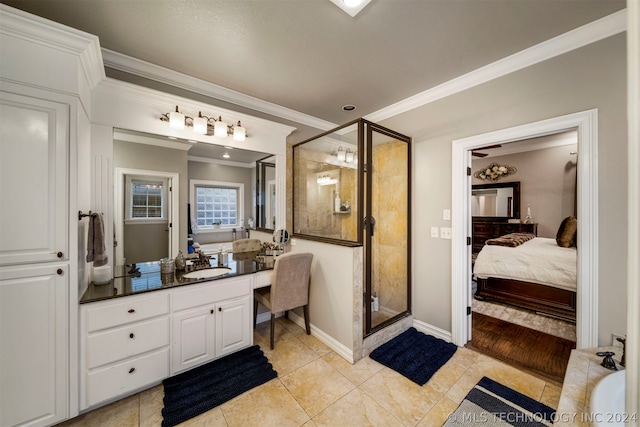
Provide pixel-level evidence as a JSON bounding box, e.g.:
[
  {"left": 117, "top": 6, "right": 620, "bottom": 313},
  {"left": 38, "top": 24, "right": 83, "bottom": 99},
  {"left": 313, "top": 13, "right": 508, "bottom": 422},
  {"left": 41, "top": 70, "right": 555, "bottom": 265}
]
[
  {"left": 451, "top": 110, "right": 599, "bottom": 349},
  {"left": 114, "top": 168, "right": 180, "bottom": 265}
]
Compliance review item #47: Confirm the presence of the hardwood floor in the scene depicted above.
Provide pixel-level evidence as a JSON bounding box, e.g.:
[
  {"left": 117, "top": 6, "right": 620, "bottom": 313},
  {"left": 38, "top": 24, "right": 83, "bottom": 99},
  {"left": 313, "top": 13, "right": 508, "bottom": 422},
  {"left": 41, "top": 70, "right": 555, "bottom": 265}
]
[{"left": 467, "top": 312, "right": 575, "bottom": 384}]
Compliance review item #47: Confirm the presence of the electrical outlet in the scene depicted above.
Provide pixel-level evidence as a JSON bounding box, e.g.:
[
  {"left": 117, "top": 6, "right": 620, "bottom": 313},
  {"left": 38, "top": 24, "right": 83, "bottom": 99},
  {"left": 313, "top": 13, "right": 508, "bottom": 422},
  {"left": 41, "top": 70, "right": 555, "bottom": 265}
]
[
  {"left": 440, "top": 227, "right": 452, "bottom": 239},
  {"left": 431, "top": 227, "right": 439, "bottom": 238},
  {"left": 612, "top": 334, "right": 625, "bottom": 348},
  {"left": 443, "top": 209, "right": 451, "bottom": 220}
]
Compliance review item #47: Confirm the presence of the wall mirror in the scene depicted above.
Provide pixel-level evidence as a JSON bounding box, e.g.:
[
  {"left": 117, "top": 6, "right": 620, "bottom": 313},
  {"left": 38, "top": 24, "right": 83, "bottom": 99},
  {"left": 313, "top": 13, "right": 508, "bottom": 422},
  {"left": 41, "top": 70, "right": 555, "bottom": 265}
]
[
  {"left": 471, "top": 181, "right": 520, "bottom": 219},
  {"left": 256, "top": 156, "right": 276, "bottom": 231},
  {"left": 113, "top": 128, "right": 271, "bottom": 265}
]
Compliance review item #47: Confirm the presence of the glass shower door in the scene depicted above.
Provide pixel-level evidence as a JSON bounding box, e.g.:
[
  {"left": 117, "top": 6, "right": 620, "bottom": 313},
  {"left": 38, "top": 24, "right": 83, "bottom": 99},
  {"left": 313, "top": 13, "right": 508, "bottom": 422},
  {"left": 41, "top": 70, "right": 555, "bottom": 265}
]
[{"left": 364, "top": 123, "right": 411, "bottom": 335}]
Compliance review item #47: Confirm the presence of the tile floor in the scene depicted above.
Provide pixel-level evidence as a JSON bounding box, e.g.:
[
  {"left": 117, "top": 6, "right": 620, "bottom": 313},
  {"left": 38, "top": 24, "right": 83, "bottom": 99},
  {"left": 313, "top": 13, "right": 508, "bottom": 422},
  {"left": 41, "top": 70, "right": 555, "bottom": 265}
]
[
  {"left": 58, "top": 318, "right": 564, "bottom": 427},
  {"left": 472, "top": 298, "right": 577, "bottom": 342}
]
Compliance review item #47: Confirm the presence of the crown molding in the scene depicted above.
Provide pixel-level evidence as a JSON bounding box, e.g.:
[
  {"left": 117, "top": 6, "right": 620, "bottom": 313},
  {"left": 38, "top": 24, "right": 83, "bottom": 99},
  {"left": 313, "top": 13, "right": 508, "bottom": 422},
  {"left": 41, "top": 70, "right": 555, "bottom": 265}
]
[
  {"left": 0, "top": 4, "right": 105, "bottom": 89},
  {"left": 98, "top": 8, "right": 625, "bottom": 129},
  {"left": 101, "top": 48, "right": 337, "bottom": 131},
  {"left": 187, "top": 155, "right": 255, "bottom": 169},
  {"left": 365, "top": 9, "right": 627, "bottom": 123}
]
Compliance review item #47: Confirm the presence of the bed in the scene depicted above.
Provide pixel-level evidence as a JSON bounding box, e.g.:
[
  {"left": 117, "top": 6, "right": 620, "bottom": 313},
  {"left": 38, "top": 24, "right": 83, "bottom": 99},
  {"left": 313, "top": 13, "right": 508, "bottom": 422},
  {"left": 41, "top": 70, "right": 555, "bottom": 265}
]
[{"left": 473, "top": 234, "right": 577, "bottom": 320}]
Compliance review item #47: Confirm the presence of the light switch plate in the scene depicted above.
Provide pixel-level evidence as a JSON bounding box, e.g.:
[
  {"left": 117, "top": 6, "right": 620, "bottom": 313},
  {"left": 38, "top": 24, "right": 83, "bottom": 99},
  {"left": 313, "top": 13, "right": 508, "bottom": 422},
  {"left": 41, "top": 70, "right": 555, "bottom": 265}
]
[
  {"left": 443, "top": 209, "right": 451, "bottom": 220},
  {"left": 440, "top": 227, "right": 452, "bottom": 239},
  {"left": 431, "top": 227, "right": 439, "bottom": 238}
]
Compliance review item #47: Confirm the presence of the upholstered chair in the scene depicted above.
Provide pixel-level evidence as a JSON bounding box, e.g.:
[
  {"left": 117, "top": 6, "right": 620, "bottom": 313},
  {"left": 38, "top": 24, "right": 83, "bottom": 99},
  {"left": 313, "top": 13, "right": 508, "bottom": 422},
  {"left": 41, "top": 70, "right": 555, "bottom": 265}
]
[
  {"left": 232, "top": 238, "right": 262, "bottom": 253},
  {"left": 253, "top": 252, "right": 313, "bottom": 349}
]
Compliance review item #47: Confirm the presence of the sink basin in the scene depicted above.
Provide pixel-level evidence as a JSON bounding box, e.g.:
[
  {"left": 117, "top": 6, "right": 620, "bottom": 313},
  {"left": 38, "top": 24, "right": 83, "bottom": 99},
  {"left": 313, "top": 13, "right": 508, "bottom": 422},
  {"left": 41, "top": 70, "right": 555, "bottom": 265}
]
[{"left": 182, "top": 268, "right": 231, "bottom": 280}]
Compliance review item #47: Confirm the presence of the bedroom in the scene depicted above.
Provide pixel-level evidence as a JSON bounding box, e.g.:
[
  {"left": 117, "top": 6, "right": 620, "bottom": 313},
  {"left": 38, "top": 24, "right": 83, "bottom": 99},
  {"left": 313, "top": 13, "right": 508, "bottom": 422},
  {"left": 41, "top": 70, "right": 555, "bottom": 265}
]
[{"left": 468, "top": 131, "right": 579, "bottom": 381}]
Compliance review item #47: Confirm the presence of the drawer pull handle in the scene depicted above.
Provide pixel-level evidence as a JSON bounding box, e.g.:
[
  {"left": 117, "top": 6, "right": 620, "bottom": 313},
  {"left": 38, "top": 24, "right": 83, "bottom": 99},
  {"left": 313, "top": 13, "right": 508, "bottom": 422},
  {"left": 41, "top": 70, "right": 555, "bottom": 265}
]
[
  {"left": 129, "top": 368, "right": 135, "bottom": 374},
  {"left": 128, "top": 309, "right": 135, "bottom": 313},
  {"left": 129, "top": 333, "right": 134, "bottom": 339}
]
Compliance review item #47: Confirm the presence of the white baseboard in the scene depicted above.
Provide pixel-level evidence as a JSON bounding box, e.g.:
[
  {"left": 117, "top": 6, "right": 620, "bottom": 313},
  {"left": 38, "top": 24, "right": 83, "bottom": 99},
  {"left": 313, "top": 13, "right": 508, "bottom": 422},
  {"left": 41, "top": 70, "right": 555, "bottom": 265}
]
[
  {"left": 284, "top": 311, "right": 355, "bottom": 363},
  {"left": 413, "top": 319, "right": 454, "bottom": 343}
]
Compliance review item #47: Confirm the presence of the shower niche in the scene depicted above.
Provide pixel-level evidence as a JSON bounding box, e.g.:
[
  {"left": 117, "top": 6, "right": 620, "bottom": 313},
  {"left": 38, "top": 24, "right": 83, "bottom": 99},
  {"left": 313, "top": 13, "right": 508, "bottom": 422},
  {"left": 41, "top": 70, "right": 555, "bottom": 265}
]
[{"left": 293, "top": 119, "right": 411, "bottom": 337}]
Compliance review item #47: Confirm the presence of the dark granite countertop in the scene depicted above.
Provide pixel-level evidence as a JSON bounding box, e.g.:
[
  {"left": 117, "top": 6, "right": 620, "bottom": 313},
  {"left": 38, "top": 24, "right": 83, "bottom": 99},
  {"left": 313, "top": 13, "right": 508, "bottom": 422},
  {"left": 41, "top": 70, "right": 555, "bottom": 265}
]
[{"left": 80, "top": 252, "right": 274, "bottom": 304}]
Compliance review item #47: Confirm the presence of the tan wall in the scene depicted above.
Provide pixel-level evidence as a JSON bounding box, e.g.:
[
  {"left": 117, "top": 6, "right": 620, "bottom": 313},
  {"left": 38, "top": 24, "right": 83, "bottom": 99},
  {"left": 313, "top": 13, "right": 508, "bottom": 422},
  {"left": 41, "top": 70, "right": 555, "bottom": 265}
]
[{"left": 382, "top": 33, "right": 627, "bottom": 345}]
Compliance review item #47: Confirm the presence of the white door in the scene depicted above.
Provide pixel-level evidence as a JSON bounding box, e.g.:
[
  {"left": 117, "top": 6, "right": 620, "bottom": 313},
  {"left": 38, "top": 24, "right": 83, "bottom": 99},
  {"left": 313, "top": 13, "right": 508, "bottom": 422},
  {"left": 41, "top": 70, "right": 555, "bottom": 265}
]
[
  {"left": 0, "top": 264, "right": 68, "bottom": 427},
  {"left": 171, "top": 306, "right": 215, "bottom": 374},
  {"left": 0, "top": 91, "right": 68, "bottom": 266},
  {"left": 216, "top": 296, "right": 251, "bottom": 357}
]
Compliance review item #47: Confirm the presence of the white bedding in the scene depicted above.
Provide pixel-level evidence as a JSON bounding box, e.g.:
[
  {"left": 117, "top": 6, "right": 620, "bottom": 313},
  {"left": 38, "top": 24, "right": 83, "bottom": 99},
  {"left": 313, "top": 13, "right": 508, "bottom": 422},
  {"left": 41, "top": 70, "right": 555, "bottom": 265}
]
[{"left": 474, "top": 237, "right": 577, "bottom": 291}]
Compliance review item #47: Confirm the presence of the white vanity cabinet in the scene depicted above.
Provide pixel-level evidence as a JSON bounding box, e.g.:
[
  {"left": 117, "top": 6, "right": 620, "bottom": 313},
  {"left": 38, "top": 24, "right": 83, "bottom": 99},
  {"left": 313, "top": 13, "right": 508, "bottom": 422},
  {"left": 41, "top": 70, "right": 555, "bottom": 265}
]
[
  {"left": 79, "top": 292, "right": 171, "bottom": 409},
  {"left": 171, "top": 276, "right": 252, "bottom": 374},
  {"left": 80, "top": 274, "right": 254, "bottom": 410}
]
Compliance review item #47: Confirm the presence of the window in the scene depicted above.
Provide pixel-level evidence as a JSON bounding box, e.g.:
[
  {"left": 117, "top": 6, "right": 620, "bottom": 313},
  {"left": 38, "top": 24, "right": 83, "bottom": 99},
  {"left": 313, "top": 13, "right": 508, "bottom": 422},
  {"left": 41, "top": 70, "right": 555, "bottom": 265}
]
[
  {"left": 125, "top": 176, "right": 167, "bottom": 222},
  {"left": 190, "top": 179, "right": 244, "bottom": 229}
]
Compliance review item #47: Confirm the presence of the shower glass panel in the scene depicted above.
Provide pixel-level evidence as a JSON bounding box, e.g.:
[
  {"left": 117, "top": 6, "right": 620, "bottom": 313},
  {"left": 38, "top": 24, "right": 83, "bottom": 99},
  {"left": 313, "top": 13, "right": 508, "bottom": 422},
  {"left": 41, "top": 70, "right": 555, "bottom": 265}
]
[
  {"left": 292, "top": 122, "right": 360, "bottom": 244},
  {"left": 292, "top": 119, "right": 411, "bottom": 337},
  {"left": 365, "top": 124, "right": 411, "bottom": 335}
]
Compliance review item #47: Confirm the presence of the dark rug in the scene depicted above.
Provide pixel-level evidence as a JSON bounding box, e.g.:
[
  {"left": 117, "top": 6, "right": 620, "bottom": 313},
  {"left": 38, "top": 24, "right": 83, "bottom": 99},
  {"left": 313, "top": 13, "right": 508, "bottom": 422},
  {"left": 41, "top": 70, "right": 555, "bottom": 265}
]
[
  {"left": 469, "top": 312, "right": 575, "bottom": 383},
  {"left": 443, "top": 376, "right": 556, "bottom": 426},
  {"left": 369, "top": 327, "right": 457, "bottom": 386},
  {"left": 161, "top": 345, "right": 277, "bottom": 427}
]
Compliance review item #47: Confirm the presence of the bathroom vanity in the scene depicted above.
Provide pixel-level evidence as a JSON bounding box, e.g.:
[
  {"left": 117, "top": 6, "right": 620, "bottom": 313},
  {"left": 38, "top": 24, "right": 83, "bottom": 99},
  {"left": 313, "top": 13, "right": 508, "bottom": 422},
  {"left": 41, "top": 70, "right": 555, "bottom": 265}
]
[{"left": 78, "top": 254, "right": 273, "bottom": 411}]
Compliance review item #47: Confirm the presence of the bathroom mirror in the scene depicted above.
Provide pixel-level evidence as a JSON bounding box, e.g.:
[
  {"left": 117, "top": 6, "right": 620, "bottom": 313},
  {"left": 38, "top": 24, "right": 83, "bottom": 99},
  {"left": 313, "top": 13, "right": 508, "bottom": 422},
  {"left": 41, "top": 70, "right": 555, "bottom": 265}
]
[
  {"left": 113, "top": 128, "right": 271, "bottom": 265},
  {"left": 471, "top": 181, "right": 520, "bottom": 219},
  {"left": 256, "top": 156, "right": 276, "bottom": 231}
]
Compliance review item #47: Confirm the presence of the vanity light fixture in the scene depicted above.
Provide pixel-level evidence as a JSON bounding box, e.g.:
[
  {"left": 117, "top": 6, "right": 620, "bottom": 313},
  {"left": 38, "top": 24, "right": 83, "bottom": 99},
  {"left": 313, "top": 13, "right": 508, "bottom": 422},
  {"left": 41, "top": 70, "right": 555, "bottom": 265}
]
[
  {"left": 336, "top": 146, "right": 346, "bottom": 162},
  {"left": 345, "top": 149, "right": 354, "bottom": 163},
  {"left": 160, "top": 106, "right": 247, "bottom": 141}
]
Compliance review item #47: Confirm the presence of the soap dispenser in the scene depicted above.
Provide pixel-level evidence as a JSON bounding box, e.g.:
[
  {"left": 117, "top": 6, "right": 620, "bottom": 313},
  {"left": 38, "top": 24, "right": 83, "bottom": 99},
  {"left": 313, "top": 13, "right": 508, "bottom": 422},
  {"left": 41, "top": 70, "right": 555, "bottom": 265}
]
[{"left": 174, "top": 250, "right": 186, "bottom": 270}]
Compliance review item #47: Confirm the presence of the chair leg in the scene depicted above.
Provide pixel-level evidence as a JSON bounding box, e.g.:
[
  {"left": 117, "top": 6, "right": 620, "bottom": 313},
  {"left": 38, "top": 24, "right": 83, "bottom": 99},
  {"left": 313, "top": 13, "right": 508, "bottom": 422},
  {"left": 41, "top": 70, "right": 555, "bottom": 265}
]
[
  {"left": 303, "top": 304, "right": 310, "bottom": 335},
  {"left": 253, "top": 299, "right": 258, "bottom": 329},
  {"left": 270, "top": 313, "right": 276, "bottom": 350}
]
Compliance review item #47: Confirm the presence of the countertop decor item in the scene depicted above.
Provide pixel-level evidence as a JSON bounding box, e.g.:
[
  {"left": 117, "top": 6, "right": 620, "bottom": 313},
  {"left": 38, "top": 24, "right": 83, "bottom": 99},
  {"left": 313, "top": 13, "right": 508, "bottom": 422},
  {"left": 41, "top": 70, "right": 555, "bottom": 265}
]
[{"left": 474, "top": 163, "right": 517, "bottom": 181}]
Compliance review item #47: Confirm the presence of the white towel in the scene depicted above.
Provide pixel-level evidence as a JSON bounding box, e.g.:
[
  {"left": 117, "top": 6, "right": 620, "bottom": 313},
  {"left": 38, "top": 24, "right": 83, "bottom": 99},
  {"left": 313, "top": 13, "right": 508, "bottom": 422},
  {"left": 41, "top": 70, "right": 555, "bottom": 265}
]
[{"left": 86, "top": 213, "right": 108, "bottom": 267}]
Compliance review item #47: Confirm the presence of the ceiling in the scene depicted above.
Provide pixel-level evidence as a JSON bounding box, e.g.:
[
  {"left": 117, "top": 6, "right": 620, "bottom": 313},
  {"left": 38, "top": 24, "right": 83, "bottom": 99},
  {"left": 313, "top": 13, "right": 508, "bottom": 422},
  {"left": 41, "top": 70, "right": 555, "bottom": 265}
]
[{"left": 1, "top": 0, "right": 625, "bottom": 129}]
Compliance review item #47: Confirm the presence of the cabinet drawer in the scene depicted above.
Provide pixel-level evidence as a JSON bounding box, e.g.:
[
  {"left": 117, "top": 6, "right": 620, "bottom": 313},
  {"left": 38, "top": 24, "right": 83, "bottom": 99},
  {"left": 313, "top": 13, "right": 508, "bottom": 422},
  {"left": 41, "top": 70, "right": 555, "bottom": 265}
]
[
  {"left": 86, "top": 317, "right": 170, "bottom": 369},
  {"left": 86, "top": 348, "right": 169, "bottom": 408},
  {"left": 85, "top": 293, "right": 170, "bottom": 332},
  {"left": 173, "top": 276, "right": 251, "bottom": 311}
]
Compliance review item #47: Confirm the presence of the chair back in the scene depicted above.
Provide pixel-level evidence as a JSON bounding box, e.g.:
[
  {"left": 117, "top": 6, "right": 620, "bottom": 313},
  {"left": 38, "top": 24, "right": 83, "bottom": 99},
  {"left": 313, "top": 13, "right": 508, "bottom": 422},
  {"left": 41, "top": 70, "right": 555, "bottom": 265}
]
[
  {"left": 270, "top": 252, "right": 313, "bottom": 313},
  {"left": 232, "top": 238, "right": 262, "bottom": 253}
]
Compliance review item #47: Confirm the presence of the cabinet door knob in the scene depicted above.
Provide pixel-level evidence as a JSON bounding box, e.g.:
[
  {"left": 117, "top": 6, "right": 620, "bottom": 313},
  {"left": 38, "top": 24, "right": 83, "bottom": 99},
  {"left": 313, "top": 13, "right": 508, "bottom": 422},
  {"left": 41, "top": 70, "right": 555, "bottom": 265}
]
[
  {"left": 219, "top": 307, "right": 222, "bottom": 312},
  {"left": 129, "top": 333, "right": 134, "bottom": 339},
  {"left": 56, "top": 268, "right": 64, "bottom": 276},
  {"left": 128, "top": 368, "right": 135, "bottom": 374},
  {"left": 210, "top": 309, "right": 214, "bottom": 314},
  {"left": 57, "top": 251, "right": 63, "bottom": 258},
  {"left": 128, "top": 309, "right": 135, "bottom": 313}
]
